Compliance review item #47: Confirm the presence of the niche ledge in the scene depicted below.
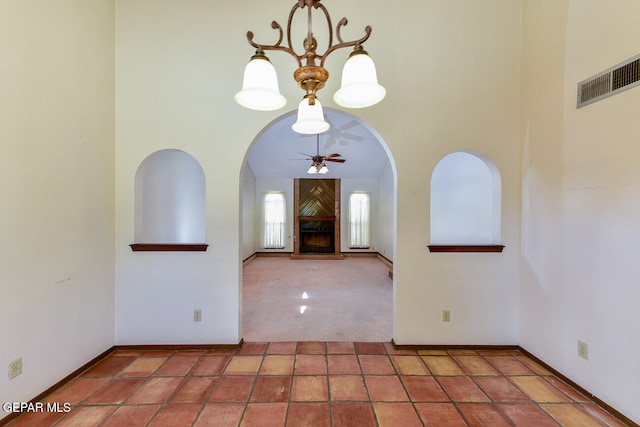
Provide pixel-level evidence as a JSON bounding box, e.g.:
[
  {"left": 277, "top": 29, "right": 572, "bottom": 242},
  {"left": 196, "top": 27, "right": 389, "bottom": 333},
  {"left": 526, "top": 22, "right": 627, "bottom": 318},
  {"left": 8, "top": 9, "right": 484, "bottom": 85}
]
[
  {"left": 428, "top": 245, "right": 504, "bottom": 253},
  {"left": 130, "top": 243, "right": 209, "bottom": 252}
]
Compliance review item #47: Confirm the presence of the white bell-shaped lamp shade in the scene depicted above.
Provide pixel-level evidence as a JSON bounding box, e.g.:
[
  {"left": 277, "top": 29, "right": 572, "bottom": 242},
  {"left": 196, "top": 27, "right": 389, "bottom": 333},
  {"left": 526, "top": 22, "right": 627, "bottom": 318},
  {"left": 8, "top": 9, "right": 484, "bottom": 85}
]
[
  {"left": 307, "top": 164, "right": 318, "bottom": 174},
  {"left": 291, "top": 98, "right": 330, "bottom": 134},
  {"left": 318, "top": 163, "right": 329, "bottom": 174},
  {"left": 234, "top": 55, "right": 286, "bottom": 111},
  {"left": 334, "top": 50, "right": 386, "bottom": 109}
]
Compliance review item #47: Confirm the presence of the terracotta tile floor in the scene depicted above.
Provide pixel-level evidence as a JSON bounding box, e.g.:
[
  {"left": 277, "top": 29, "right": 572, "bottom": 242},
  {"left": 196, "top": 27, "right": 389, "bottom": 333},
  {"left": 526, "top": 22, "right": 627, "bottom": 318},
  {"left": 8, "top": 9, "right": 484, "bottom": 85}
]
[{"left": 5, "top": 342, "right": 630, "bottom": 426}]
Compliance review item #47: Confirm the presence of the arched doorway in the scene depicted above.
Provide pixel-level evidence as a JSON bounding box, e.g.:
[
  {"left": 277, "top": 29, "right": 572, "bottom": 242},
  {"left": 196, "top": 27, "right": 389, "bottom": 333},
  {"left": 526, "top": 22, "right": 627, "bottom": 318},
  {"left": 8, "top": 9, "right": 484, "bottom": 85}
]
[{"left": 239, "top": 108, "right": 397, "bottom": 342}]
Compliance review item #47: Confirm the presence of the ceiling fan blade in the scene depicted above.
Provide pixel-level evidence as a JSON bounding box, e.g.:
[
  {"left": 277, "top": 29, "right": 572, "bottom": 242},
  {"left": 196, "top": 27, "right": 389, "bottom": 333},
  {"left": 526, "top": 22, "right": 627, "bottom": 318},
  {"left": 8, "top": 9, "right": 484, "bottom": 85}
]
[
  {"left": 342, "top": 132, "right": 365, "bottom": 142},
  {"left": 323, "top": 153, "right": 342, "bottom": 158},
  {"left": 298, "top": 152, "right": 314, "bottom": 157},
  {"left": 325, "top": 158, "right": 346, "bottom": 163},
  {"left": 341, "top": 120, "right": 359, "bottom": 130}
]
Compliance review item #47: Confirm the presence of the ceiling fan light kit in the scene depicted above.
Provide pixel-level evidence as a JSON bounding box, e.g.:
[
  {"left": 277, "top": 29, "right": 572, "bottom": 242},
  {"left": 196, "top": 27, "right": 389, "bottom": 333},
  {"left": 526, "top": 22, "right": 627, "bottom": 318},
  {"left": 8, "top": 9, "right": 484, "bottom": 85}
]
[
  {"left": 235, "top": 0, "right": 386, "bottom": 134},
  {"left": 304, "top": 133, "right": 345, "bottom": 174},
  {"left": 307, "top": 163, "right": 329, "bottom": 174}
]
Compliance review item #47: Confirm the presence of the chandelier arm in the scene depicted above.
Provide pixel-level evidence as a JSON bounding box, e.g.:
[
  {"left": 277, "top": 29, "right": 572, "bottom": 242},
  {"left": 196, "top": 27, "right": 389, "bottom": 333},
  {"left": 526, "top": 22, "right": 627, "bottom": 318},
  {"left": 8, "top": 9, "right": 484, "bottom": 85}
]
[
  {"left": 314, "top": 2, "right": 333, "bottom": 55},
  {"left": 287, "top": 1, "right": 304, "bottom": 59},
  {"left": 246, "top": 1, "right": 373, "bottom": 69},
  {"left": 319, "top": 24, "right": 372, "bottom": 67},
  {"left": 335, "top": 17, "right": 348, "bottom": 44},
  {"left": 246, "top": 25, "right": 303, "bottom": 68},
  {"left": 246, "top": 20, "right": 284, "bottom": 49}
]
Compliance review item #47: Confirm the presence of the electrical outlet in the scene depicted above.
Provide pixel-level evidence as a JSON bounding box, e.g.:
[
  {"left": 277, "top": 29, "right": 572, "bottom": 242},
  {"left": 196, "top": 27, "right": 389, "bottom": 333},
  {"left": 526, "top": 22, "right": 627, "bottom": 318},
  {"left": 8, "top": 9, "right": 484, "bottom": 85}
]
[
  {"left": 193, "top": 309, "right": 202, "bottom": 322},
  {"left": 8, "top": 358, "right": 22, "bottom": 380},
  {"left": 577, "top": 340, "right": 588, "bottom": 360},
  {"left": 442, "top": 310, "right": 451, "bottom": 322}
]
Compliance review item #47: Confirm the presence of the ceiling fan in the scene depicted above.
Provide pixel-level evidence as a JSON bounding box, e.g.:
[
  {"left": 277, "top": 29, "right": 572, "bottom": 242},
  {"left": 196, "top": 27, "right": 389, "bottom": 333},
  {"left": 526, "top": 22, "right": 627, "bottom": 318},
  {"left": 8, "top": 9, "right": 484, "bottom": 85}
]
[
  {"left": 294, "top": 134, "right": 345, "bottom": 174},
  {"left": 324, "top": 119, "right": 365, "bottom": 147}
]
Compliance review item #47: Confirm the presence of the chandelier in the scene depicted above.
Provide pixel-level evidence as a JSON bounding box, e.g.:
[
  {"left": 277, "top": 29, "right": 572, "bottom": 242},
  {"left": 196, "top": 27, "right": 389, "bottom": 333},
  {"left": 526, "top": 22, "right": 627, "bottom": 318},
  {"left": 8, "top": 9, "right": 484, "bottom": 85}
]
[{"left": 234, "top": 0, "right": 386, "bottom": 135}]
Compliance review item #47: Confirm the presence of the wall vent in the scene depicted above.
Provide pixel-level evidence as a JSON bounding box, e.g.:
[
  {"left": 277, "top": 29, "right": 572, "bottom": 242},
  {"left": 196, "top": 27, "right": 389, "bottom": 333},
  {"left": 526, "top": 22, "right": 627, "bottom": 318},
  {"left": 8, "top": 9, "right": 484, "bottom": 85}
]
[{"left": 577, "top": 54, "right": 640, "bottom": 108}]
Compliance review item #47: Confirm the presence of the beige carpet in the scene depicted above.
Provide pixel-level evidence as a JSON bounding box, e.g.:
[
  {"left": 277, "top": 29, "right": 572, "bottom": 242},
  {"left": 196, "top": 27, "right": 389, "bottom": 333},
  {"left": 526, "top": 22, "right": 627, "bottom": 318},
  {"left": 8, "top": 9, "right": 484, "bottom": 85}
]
[{"left": 242, "top": 256, "right": 393, "bottom": 342}]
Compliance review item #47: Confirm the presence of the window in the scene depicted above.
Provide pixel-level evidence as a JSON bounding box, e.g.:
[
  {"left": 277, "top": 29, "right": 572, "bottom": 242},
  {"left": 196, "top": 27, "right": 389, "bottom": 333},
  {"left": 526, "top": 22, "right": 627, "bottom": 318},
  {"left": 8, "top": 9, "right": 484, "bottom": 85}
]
[
  {"left": 264, "top": 192, "right": 286, "bottom": 249},
  {"left": 349, "top": 192, "right": 371, "bottom": 248}
]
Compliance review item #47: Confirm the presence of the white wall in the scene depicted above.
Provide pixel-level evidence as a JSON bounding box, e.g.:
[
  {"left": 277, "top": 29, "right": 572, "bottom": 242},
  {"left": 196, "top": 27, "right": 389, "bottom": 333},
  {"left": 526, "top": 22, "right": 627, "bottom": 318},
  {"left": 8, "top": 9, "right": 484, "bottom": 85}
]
[
  {"left": 519, "top": 0, "right": 640, "bottom": 422},
  {"left": 241, "top": 164, "right": 257, "bottom": 260},
  {"left": 114, "top": 0, "right": 521, "bottom": 347},
  {"left": 114, "top": 0, "right": 253, "bottom": 345},
  {"left": 0, "top": 0, "right": 115, "bottom": 417},
  {"left": 384, "top": 0, "right": 522, "bottom": 345},
  {"left": 377, "top": 163, "right": 395, "bottom": 261}
]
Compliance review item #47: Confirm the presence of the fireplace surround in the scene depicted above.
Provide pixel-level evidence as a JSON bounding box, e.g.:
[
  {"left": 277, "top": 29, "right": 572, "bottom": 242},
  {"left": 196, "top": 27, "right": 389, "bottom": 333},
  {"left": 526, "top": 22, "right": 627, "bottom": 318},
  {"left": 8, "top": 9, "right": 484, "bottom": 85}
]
[{"left": 293, "top": 178, "right": 342, "bottom": 259}]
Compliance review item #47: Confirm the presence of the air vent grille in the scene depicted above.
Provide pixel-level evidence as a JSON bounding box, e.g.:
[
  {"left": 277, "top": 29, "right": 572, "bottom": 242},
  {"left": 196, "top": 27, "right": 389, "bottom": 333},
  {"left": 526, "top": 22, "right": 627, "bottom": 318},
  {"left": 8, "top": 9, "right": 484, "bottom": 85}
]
[
  {"left": 577, "top": 54, "right": 640, "bottom": 108},
  {"left": 580, "top": 74, "right": 611, "bottom": 104},
  {"left": 612, "top": 59, "right": 639, "bottom": 90}
]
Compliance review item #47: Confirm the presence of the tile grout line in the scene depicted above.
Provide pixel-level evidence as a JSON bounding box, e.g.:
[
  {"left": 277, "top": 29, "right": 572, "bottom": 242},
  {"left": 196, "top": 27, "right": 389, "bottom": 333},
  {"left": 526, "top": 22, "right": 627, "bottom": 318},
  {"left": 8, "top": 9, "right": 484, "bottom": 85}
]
[
  {"left": 433, "top": 351, "right": 474, "bottom": 426},
  {"left": 190, "top": 350, "right": 222, "bottom": 427},
  {"left": 473, "top": 352, "right": 539, "bottom": 427},
  {"left": 236, "top": 343, "right": 266, "bottom": 426},
  {"left": 6, "top": 342, "right": 631, "bottom": 427}
]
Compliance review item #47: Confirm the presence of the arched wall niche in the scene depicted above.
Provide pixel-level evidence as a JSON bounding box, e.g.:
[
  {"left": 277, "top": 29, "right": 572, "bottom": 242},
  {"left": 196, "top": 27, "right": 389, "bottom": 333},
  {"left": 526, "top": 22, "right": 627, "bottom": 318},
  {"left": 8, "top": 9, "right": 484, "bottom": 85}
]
[
  {"left": 429, "top": 151, "right": 504, "bottom": 252},
  {"left": 131, "top": 149, "right": 207, "bottom": 251}
]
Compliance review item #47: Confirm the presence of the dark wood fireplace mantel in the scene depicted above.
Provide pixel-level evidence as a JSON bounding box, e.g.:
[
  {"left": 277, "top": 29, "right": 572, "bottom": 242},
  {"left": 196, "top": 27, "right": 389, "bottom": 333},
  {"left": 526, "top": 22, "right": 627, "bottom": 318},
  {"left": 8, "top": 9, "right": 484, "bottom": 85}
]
[{"left": 292, "top": 179, "right": 343, "bottom": 259}]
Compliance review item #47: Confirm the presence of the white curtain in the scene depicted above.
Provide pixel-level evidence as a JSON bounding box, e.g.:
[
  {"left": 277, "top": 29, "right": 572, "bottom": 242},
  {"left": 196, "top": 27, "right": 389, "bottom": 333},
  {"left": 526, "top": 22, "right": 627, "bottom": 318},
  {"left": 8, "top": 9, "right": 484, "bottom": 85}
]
[
  {"left": 349, "top": 192, "right": 370, "bottom": 248},
  {"left": 264, "top": 192, "right": 286, "bottom": 248}
]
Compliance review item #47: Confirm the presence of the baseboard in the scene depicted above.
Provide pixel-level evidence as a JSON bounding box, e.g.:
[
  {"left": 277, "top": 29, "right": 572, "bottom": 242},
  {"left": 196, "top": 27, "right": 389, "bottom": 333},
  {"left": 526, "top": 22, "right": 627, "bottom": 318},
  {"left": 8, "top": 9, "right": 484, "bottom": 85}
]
[
  {"left": 390, "top": 340, "right": 637, "bottom": 427},
  {"left": 255, "top": 252, "right": 293, "bottom": 257},
  {"left": 391, "top": 340, "right": 518, "bottom": 352},
  {"left": 242, "top": 253, "right": 257, "bottom": 265},
  {"left": 0, "top": 346, "right": 115, "bottom": 427},
  {"left": 376, "top": 252, "right": 393, "bottom": 266},
  {"left": 112, "top": 340, "right": 243, "bottom": 352},
  {"left": 341, "top": 252, "right": 378, "bottom": 257},
  {"left": 244, "top": 252, "right": 292, "bottom": 265},
  {"left": 518, "top": 346, "right": 638, "bottom": 427},
  {"left": 250, "top": 251, "right": 391, "bottom": 262},
  {"left": 248, "top": 251, "right": 393, "bottom": 278},
  {"left": 289, "top": 254, "right": 344, "bottom": 260},
  {"left": 0, "top": 339, "right": 245, "bottom": 426}
]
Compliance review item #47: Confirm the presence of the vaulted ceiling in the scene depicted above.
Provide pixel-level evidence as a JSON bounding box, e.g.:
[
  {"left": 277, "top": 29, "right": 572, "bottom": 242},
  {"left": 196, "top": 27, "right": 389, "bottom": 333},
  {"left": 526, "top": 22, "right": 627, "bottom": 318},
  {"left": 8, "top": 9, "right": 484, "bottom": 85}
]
[{"left": 246, "top": 108, "right": 391, "bottom": 180}]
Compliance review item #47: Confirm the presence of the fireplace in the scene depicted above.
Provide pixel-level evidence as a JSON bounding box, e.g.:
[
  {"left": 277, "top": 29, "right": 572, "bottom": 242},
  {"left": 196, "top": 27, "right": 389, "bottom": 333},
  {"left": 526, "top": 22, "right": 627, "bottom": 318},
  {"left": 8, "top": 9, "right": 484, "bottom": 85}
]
[
  {"left": 299, "top": 220, "right": 335, "bottom": 253},
  {"left": 293, "top": 178, "right": 342, "bottom": 259}
]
